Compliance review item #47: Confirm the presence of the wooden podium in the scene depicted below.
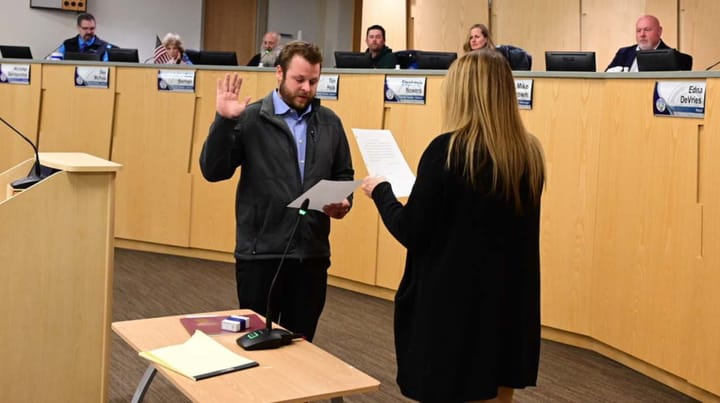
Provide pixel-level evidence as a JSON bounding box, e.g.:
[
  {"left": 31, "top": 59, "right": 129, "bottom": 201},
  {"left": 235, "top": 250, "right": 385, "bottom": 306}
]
[{"left": 0, "top": 153, "right": 121, "bottom": 402}]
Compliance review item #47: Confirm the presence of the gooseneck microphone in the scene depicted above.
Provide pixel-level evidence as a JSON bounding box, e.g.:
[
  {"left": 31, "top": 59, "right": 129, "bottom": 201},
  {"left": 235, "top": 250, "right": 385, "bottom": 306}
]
[
  {"left": 237, "top": 198, "right": 310, "bottom": 350},
  {"left": 0, "top": 116, "right": 44, "bottom": 189}
]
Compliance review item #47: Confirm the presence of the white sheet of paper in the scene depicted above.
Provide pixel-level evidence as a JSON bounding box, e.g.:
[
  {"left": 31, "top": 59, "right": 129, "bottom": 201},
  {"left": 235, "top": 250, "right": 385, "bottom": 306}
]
[
  {"left": 351, "top": 128, "right": 416, "bottom": 197},
  {"left": 287, "top": 179, "right": 361, "bottom": 211}
]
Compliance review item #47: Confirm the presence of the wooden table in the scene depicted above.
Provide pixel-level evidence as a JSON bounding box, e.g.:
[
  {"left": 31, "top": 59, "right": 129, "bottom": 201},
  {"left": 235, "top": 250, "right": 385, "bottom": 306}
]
[{"left": 112, "top": 310, "right": 380, "bottom": 402}]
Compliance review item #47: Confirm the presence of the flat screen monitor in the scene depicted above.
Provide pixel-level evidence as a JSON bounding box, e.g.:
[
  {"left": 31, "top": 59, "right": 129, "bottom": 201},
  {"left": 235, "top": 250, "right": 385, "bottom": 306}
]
[
  {"left": 414, "top": 51, "right": 457, "bottom": 70},
  {"left": 0, "top": 45, "right": 33, "bottom": 59},
  {"left": 545, "top": 51, "right": 596, "bottom": 72},
  {"left": 198, "top": 50, "right": 238, "bottom": 66},
  {"left": 107, "top": 47, "right": 139, "bottom": 63},
  {"left": 64, "top": 51, "right": 104, "bottom": 61},
  {"left": 334, "top": 51, "right": 373, "bottom": 68},
  {"left": 637, "top": 49, "right": 692, "bottom": 71}
]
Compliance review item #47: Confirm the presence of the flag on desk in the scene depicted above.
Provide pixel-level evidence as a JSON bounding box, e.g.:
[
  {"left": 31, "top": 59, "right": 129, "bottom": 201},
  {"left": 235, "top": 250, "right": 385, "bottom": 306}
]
[{"left": 153, "top": 35, "right": 172, "bottom": 64}]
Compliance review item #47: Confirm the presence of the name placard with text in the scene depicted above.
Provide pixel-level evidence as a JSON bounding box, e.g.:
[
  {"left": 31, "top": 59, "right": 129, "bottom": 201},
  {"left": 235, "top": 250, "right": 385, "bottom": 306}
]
[{"left": 653, "top": 81, "right": 706, "bottom": 118}]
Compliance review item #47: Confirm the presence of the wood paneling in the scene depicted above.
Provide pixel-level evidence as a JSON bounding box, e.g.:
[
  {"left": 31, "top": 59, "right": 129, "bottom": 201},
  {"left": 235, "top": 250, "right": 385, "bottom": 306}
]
[
  {"left": 0, "top": 160, "right": 117, "bottom": 402},
  {"left": 321, "top": 73, "right": 386, "bottom": 285},
  {"left": 680, "top": 0, "right": 720, "bottom": 71},
  {"left": 0, "top": 63, "right": 41, "bottom": 173},
  {"left": 591, "top": 78, "right": 701, "bottom": 377},
  {"left": 519, "top": 78, "right": 603, "bottom": 335},
  {"left": 360, "top": 0, "right": 407, "bottom": 51},
  {"left": 38, "top": 64, "right": 115, "bottom": 158},
  {"left": 203, "top": 0, "right": 258, "bottom": 66},
  {"left": 410, "top": 0, "right": 489, "bottom": 53},
  {"left": 112, "top": 67, "right": 194, "bottom": 246},
  {"left": 492, "top": 0, "right": 580, "bottom": 71},
  {"left": 687, "top": 77, "right": 720, "bottom": 396}
]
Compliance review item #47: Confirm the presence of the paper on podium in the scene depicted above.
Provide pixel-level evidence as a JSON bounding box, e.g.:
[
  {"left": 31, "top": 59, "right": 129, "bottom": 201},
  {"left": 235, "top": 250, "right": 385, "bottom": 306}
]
[
  {"left": 351, "top": 128, "right": 415, "bottom": 197},
  {"left": 287, "top": 179, "right": 361, "bottom": 211},
  {"left": 139, "top": 330, "right": 258, "bottom": 381}
]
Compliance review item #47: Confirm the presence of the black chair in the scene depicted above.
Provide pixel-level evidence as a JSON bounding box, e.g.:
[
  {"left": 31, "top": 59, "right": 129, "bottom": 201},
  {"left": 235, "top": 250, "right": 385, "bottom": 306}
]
[
  {"left": 184, "top": 49, "right": 201, "bottom": 64},
  {"left": 496, "top": 45, "right": 532, "bottom": 70},
  {"left": 679, "top": 52, "right": 693, "bottom": 70},
  {"left": 393, "top": 50, "right": 416, "bottom": 69}
]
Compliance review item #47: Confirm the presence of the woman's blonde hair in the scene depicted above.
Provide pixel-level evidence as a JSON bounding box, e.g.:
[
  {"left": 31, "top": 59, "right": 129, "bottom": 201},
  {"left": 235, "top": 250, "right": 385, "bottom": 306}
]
[
  {"left": 463, "top": 23, "right": 495, "bottom": 52},
  {"left": 442, "top": 49, "right": 544, "bottom": 211},
  {"left": 162, "top": 32, "right": 184, "bottom": 54}
]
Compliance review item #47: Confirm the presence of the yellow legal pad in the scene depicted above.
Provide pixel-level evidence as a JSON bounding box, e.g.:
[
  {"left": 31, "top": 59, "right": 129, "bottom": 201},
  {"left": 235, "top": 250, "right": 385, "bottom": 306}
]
[{"left": 139, "top": 330, "right": 258, "bottom": 381}]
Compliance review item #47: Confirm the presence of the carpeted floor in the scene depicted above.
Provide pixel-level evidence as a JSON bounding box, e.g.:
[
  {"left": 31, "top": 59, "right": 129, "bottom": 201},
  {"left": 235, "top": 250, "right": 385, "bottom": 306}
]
[{"left": 109, "top": 248, "right": 698, "bottom": 402}]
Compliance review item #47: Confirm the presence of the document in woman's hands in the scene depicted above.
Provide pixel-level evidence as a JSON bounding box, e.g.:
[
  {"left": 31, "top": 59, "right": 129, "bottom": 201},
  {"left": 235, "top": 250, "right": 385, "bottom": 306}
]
[{"left": 351, "top": 128, "right": 415, "bottom": 197}]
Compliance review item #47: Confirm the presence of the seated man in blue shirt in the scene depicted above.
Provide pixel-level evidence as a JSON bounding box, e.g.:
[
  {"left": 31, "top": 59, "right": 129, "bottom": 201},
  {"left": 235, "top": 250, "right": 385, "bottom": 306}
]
[{"left": 57, "top": 13, "right": 113, "bottom": 61}]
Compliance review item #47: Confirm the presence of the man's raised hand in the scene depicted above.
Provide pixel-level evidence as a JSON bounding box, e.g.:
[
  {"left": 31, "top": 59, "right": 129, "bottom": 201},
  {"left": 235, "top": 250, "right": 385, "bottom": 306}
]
[{"left": 216, "top": 73, "right": 252, "bottom": 118}]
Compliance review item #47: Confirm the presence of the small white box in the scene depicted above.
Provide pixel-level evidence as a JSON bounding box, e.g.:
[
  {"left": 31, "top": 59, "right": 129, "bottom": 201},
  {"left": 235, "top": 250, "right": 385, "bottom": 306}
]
[{"left": 221, "top": 315, "right": 249, "bottom": 332}]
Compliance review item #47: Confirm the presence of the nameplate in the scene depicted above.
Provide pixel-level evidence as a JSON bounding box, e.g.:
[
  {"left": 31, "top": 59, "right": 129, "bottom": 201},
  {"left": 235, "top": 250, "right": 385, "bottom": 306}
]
[
  {"left": 75, "top": 66, "right": 110, "bottom": 88},
  {"left": 316, "top": 74, "right": 338, "bottom": 100},
  {"left": 0, "top": 63, "right": 31, "bottom": 85},
  {"left": 515, "top": 79, "right": 533, "bottom": 110},
  {"left": 653, "top": 81, "right": 705, "bottom": 118},
  {"left": 384, "top": 76, "right": 426, "bottom": 104},
  {"left": 158, "top": 69, "right": 196, "bottom": 92}
]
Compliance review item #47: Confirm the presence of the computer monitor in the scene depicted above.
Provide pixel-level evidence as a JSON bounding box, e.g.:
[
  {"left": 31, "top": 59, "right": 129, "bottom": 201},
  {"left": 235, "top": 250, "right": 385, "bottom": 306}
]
[
  {"left": 637, "top": 49, "right": 692, "bottom": 71},
  {"left": 0, "top": 45, "right": 33, "bottom": 59},
  {"left": 64, "top": 51, "right": 104, "bottom": 61},
  {"left": 545, "top": 51, "right": 596, "bottom": 72},
  {"left": 334, "top": 51, "right": 373, "bottom": 68},
  {"left": 414, "top": 51, "right": 457, "bottom": 70},
  {"left": 107, "top": 48, "right": 139, "bottom": 63},
  {"left": 198, "top": 50, "right": 238, "bottom": 66}
]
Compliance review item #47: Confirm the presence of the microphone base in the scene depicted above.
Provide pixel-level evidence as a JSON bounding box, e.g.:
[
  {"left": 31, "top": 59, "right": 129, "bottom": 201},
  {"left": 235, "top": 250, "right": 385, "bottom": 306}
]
[
  {"left": 237, "top": 328, "right": 296, "bottom": 351},
  {"left": 10, "top": 174, "right": 43, "bottom": 190}
]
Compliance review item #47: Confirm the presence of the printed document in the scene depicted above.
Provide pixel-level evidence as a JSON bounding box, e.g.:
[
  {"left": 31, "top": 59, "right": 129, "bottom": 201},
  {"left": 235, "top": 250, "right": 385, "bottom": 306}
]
[
  {"left": 287, "top": 179, "right": 362, "bottom": 211},
  {"left": 351, "top": 128, "right": 415, "bottom": 197}
]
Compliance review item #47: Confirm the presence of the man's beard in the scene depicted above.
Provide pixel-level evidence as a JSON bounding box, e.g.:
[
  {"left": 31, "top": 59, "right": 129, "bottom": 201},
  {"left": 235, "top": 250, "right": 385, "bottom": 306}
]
[{"left": 279, "top": 78, "right": 314, "bottom": 112}]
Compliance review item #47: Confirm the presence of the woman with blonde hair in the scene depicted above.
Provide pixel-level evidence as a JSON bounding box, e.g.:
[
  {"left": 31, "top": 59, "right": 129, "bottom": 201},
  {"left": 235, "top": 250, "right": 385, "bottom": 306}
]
[
  {"left": 362, "top": 49, "right": 544, "bottom": 402},
  {"left": 159, "top": 32, "right": 192, "bottom": 64},
  {"left": 464, "top": 23, "right": 495, "bottom": 52}
]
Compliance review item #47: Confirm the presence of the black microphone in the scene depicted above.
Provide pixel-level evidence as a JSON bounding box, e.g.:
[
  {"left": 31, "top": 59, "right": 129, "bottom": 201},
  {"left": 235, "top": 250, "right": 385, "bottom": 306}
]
[
  {"left": 705, "top": 59, "right": 720, "bottom": 71},
  {"left": 237, "top": 198, "right": 310, "bottom": 350},
  {"left": 0, "top": 116, "right": 45, "bottom": 189}
]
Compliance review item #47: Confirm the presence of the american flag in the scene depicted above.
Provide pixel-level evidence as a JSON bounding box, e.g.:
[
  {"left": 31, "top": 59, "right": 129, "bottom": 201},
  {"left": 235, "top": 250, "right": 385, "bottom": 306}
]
[{"left": 153, "top": 35, "right": 172, "bottom": 64}]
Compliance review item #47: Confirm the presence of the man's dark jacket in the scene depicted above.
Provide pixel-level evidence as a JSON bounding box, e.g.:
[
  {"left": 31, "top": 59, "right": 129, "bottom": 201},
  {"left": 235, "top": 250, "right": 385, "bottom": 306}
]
[
  {"left": 605, "top": 40, "right": 670, "bottom": 71},
  {"left": 199, "top": 92, "right": 354, "bottom": 260}
]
